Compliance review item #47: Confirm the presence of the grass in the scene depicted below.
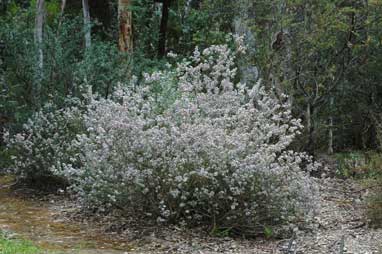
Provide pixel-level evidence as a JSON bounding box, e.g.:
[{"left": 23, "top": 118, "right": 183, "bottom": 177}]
[
  {"left": 0, "top": 234, "right": 41, "bottom": 254},
  {"left": 0, "top": 233, "right": 91, "bottom": 254},
  {"left": 0, "top": 231, "right": 95, "bottom": 254}
]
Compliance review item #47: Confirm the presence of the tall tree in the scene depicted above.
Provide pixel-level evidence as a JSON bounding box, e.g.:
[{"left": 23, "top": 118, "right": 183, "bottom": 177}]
[
  {"left": 35, "top": 0, "right": 45, "bottom": 107},
  {"left": 233, "top": 0, "right": 258, "bottom": 85},
  {"left": 57, "top": 0, "right": 67, "bottom": 32},
  {"left": 118, "top": 0, "right": 133, "bottom": 52},
  {"left": 158, "top": 0, "right": 170, "bottom": 57},
  {"left": 82, "top": 0, "right": 91, "bottom": 49}
]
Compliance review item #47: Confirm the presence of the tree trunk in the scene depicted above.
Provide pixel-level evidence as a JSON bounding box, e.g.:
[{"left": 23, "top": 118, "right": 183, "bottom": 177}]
[
  {"left": 233, "top": 0, "right": 258, "bottom": 85},
  {"left": 158, "top": 0, "right": 170, "bottom": 57},
  {"left": 328, "top": 97, "right": 334, "bottom": 154},
  {"left": 118, "top": 0, "right": 133, "bottom": 52},
  {"left": 57, "top": 0, "right": 66, "bottom": 32},
  {"left": 306, "top": 102, "right": 315, "bottom": 155},
  {"left": 35, "top": 0, "right": 44, "bottom": 70},
  {"left": 82, "top": 0, "right": 91, "bottom": 49},
  {"left": 60, "top": 0, "right": 66, "bottom": 14},
  {"left": 35, "top": 0, "right": 45, "bottom": 108}
]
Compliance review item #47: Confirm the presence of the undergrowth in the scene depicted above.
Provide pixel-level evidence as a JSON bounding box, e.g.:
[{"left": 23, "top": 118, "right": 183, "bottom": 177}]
[{"left": 335, "top": 151, "right": 382, "bottom": 227}]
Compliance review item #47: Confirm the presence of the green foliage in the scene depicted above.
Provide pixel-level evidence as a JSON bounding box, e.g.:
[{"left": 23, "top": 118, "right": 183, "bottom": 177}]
[
  {"left": 0, "top": 6, "right": 36, "bottom": 124},
  {"left": 335, "top": 151, "right": 382, "bottom": 178},
  {"left": 0, "top": 4, "right": 131, "bottom": 133},
  {"left": 131, "top": 0, "right": 161, "bottom": 58},
  {"left": 210, "top": 226, "right": 232, "bottom": 237},
  {"left": 0, "top": 145, "right": 15, "bottom": 172},
  {"left": 75, "top": 41, "right": 130, "bottom": 98},
  {"left": 263, "top": 226, "right": 274, "bottom": 239},
  {"left": 246, "top": 0, "right": 382, "bottom": 153},
  {"left": 174, "top": 6, "right": 230, "bottom": 53}
]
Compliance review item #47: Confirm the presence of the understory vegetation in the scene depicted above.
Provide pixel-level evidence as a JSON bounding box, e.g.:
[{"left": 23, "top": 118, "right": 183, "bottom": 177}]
[
  {"left": 335, "top": 151, "right": 382, "bottom": 227},
  {"left": 1, "top": 0, "right": 382, "bottom": 241}
]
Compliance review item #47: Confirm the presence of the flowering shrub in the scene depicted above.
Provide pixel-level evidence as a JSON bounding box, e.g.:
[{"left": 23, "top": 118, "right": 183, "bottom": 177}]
[
  {"left": 7, "top": 39, "right": 319, "bottom": 234},
  {"left": 6, "top": 100, "right": 84, "bottom": 185},
  {"left": 64, "top": 43, "right": 319, "bottom": 235}
]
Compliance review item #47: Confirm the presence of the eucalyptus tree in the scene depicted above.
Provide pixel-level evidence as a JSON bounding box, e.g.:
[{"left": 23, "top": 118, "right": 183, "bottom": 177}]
[
  {"left": 35, "top": 0, "right": 44, "bottom": 107},
  {"left": 118, "top": 0, "right": 133, "bottom": 52},
  {"left": 82, "top": 0, "right": 91, "bottom": 49}
]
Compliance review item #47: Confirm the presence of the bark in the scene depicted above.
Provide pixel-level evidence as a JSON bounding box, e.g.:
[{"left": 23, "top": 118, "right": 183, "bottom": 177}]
[
  {"left": 60, "top": 0, "right": 66, "bottom": 14},
  {"left": 82, "top": 0, "right": 91, "bottom": 49},
  {"left": 35, "top": 0, "right": 44, "bottom": 72},
  {"left": 307, "top": 102, "right": 311, "bottom": 134},
  {"left": 118, "top": 0, "right": 133, "bottom": 52},
  {"left": 306, "top": 102, "right": 315, "bottom": 155},
  {"left": 158, "top": 0, "right": 170, "bottom": 57},
  {"left": 233, "top": 0, "right": 258, "bottom": 85},
  {"left": 35, "top": 0, "right": 45, "bottom": 107},
  {"left": 57, "top": 0, "right": 66, "bottom": 32},
  {"left": 328, "top": 97, "right": 334, "bottom": 154}
]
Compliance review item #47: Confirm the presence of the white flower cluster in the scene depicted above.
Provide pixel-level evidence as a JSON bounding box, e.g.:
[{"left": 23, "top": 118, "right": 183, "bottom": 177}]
[
  {"left": 8, "top": 42, "right": 319, "bottom": 235},
  {"left": 66, "top": 44, "right": 319, "bottom": 234},
  {"left": 7, "top": 100, "right": 84, "bottom": 183}
]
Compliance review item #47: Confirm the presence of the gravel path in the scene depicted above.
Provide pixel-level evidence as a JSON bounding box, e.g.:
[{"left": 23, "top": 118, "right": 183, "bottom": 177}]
[
  {"left": 287, "top": 177, "right": 382, "bottom": 254},
  {"left": 2, "top": 174, "right": 381, "bottom": 253}
]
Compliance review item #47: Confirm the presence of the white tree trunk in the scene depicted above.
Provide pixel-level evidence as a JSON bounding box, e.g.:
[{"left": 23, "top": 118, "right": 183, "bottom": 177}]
[
  {"left": 233, "top": 0, "right": 258, "bottom": 85},
  {"left": 328, "top": 97, "right": 334, "bottom": 154},
  {"left": 82, "top": 0, "right": 91, "bottom": 49},
  {"left": 35, "top": 0, "right": 45, "bottom": 107},
  {"left": 306, "top": 102, "right": 311, "bottom": 132},
  {"left": 60, "top": 0, "right": 66, "bottom": 13},
  {"left": 57, "top": 0, "right": 66, "bottom": 30},
  {"left": 35, "top": 0, "right": 44, "bottom": 72}
]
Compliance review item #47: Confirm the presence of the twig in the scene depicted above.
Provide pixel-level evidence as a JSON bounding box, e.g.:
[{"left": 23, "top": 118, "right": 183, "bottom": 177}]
[
  {"left": 349, "top": 222, "right": 366, "bottom": 230},
  {"left": 287, "top": 233, "right": 296, "bottom": 253}
]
